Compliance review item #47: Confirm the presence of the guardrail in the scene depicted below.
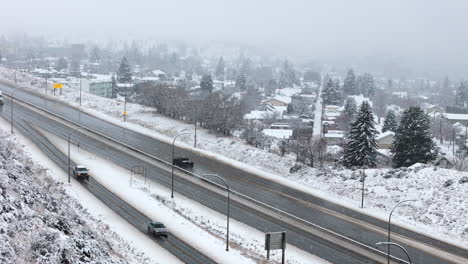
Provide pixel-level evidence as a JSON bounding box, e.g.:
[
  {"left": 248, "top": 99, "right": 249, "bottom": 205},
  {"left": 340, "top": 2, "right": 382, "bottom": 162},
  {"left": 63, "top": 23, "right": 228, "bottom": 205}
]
[{"left": 4, "top": 90, "right": 410, "bottom": 263}]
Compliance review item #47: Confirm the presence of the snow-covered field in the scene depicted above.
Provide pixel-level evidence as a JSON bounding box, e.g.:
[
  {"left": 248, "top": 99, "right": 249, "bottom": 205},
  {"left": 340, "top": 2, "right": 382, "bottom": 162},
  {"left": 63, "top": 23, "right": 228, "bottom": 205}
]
[
  {"left": 1, "top": 67, "right": 467, "bottom": 249},
  {"left": 0, "top": 128, "right": 157, "bottom": 263}
]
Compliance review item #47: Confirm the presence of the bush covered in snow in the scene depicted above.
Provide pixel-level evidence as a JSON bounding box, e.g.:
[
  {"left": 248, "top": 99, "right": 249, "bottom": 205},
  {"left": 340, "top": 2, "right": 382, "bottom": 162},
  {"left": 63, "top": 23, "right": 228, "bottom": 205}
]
[{"left": 0, "top": 133, "right": 153, "bottom": 264}]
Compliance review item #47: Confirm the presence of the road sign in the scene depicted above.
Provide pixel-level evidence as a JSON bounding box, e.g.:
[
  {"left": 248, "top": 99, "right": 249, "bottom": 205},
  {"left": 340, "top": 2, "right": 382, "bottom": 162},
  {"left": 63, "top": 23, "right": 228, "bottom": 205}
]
[
  {"left": 123, "top": 111, "right": 128, "bottom": 115},
  {"left": 265, "top": 231, "right": 286, "bottom": 263},
  {"left": 53, "top": 83, "right": 63, "bottom": 89}
]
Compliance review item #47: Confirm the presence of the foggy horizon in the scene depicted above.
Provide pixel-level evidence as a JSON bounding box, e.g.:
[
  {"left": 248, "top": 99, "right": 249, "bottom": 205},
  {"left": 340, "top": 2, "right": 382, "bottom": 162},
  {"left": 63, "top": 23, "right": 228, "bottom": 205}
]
[{"left": 2, "top": 0, "right": 468, "bottom": 77}]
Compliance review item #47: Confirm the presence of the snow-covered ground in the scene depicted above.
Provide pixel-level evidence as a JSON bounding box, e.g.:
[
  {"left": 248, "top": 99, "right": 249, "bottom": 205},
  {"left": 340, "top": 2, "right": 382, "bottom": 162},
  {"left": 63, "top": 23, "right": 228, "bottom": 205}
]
[
  {"left": 1, "top": 67, "right": 467, "bottom": 249},
  {"left": 0, "top": 124, "right": 159, "bottom": 263}
]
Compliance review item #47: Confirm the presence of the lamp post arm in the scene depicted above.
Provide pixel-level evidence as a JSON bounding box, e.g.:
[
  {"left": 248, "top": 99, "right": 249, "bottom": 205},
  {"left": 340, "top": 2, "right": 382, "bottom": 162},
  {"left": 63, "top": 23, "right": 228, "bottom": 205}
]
[{"left": 377, "top": 242, "right": 412, "bottom": 264}]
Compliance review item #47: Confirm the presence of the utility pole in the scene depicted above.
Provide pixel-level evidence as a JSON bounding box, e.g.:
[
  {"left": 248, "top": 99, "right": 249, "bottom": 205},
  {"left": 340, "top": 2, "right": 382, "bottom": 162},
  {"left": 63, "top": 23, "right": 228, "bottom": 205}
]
[
  {"left": 79, "top": 72, "right": 82, "bottom": 107},
  {"left": 124, "top": 84, "right": 127, "bottom": 122}
]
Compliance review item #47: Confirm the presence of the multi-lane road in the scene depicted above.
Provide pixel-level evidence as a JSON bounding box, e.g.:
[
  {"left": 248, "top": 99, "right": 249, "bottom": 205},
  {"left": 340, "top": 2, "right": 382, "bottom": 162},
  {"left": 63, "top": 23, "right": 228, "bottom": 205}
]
[{"left": 1, "top": 82, "right": 467, "bottom": 264}]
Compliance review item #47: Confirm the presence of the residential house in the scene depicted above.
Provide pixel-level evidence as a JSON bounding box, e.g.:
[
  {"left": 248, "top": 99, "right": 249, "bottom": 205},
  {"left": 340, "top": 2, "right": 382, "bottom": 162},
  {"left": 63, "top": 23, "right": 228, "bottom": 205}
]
[
  {"left": 376, "top": 131, "right": 395, "bottom": 149},
  {"left": 443, "top": 113, "right": 468, "bottom": 125}
]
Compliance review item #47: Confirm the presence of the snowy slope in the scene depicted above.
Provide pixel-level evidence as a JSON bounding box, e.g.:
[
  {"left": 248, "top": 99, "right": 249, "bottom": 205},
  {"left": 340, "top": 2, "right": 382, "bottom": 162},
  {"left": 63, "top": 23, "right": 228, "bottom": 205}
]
[{"left": 0, "top": 129, "right": 156, "bottom": 264}]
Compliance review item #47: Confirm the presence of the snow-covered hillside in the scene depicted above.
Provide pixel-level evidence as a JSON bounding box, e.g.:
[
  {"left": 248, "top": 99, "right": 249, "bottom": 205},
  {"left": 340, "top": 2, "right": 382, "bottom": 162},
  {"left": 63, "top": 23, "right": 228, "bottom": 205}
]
[{"left": 0, "top": 130, "right": 154, "bottom": 264}]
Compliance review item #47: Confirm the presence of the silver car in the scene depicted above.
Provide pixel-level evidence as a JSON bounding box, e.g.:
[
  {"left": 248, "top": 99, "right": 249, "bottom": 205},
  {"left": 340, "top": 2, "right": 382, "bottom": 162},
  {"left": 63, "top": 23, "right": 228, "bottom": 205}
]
[{"left": 147, "top": 221, "right": 168, "bottom": 237}]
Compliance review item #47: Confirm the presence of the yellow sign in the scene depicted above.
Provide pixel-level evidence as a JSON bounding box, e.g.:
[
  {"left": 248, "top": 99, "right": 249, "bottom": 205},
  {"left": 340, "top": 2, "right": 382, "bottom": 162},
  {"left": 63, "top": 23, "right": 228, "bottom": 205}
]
[
  {"left": 53, "top": 83, "right": 63, "bottom": 89},
  {"left": 123, "top": 111, "right": 128, "bottom": 115}
]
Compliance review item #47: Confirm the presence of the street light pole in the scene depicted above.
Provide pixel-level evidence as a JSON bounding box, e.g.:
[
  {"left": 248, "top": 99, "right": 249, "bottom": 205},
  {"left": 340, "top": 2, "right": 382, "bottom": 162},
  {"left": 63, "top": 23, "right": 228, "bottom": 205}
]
[
  {"left": 79, "top": 72, "right": 82, "bottom": 107},
  {"left": 171, "top": 131, "right": 191, "bottom": 198},
  {"left": 377, "top": 242, "right": 412, "bottom": 264},
  {"left": 67, "top": 126, "right": 87, "bottom": 183},
  {"left": 123, "top": 84, "right": 127, "bottom": 122},
  {"left": 203, "top": 174, "right": 230, "bottom": 251},
  {"left": 387, "top": 200, "right": 416, "bottom": 264},
  {"left": 360, "top": 168, "right": 366, "bottom": 208},
  {"left": 9, "top": 89, "right": 18, "bottom": 134}
]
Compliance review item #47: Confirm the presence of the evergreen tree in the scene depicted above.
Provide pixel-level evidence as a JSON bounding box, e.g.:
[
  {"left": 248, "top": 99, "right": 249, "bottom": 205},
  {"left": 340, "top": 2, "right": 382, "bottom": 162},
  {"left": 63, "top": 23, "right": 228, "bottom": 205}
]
[
  {"left": 55, "top": 57, "right": 68, "bottom": 72},
  {"left": 391, "top": 106, "right": 438, "bottom": 167},
  {"left": 117, "top": 57, "right": 132, "bottom": 83},
  {"left": 200, "top": 74, "right": 213, "bottom": 94},
  {"left": 339, "top": 97, "right": 358, "bottom": 133},
  {"left": 111, "top": 75, "right": 117, "bottom": 98},
  {"left": 343, "top": 97, "right": 357, "bottom": 120},
  {"left": 215, "top": 56, "right": 225, "bottom": 80},
  {"left": 382, "top": 110, "right": 398, "bottom": 132},
  {"left": 90, "top": 46, "right": 100, "bottom": 63},
  {"left": 343, "top": 69, "right": 357, "bottom": 95},
  {"left": 333, "top": 79, "right": 342, "bottom": 103},
  {"left": 279, "top": 60, "right": 300, "bottom": 88},
  {"left": 70, "top": 59, "right": 80, "bottom": 77},
  {"left": 303, "top": 70, "right": 321, "bottom": 83},
  {"left": 343, "top": 101, "right": 378, "bottom": 168},
  {"left": 235, "top": 74, "right": 247, "bottom": 91},
  {"left": 455, "top": 82, "right": 468, "bottom": 107},
  {"left": 357, "top": 73, "right": 376, "bottom": 96},
  {"left": 322, "top": 79, "right": 341, "bottom": 105}
]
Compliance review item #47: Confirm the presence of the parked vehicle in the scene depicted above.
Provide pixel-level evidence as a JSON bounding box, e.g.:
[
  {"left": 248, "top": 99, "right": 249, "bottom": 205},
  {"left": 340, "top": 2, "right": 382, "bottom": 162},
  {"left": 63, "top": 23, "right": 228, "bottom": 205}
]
[
  {"left": 147, "top": 221, "right": 168, "bottom": 237},
  {"left": 0, "top": 92, "right": 4, "bottom": 105},
  {"left": 172, "top": 157, "right": 194, "bottom": 169},
  {"left": 72, "top": 165, "right": 90, "bottom": 181}
]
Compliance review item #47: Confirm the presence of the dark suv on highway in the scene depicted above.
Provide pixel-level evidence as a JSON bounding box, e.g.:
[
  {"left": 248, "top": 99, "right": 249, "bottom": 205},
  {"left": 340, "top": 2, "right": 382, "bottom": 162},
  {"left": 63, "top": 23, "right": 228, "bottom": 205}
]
[{"left": 172, "top": 157, "right": 194, "bottom": 169}]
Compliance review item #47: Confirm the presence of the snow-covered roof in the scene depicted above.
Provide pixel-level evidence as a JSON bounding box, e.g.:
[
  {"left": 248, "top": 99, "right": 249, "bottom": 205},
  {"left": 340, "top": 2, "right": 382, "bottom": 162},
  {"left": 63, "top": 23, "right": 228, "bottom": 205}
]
[
  {"left": 116, "top": 83, "right": 134, "bottom": 88},
  {"left": 376, "top": 131, "right": 395, "bottom": 140},
  {"left": 444, "top": 113, "right": 468, "bottom": 121},
  {"left": 324, "top": 133, "right": 344, "bottom": 138},
  {"left": 262, "top": 129, "right": 293, "bottom": 139},
  {"left": 277, "top": 88, "right": 301, "bottom": 97},
  {"left": 272, "top": 95, "right": 292, "bottom": 104},
  {"left": 392, "top": 91, "right": 408, "bottom": 98},
  {"left": 152, "top": 69, "right": 166, "bottom": 76}
]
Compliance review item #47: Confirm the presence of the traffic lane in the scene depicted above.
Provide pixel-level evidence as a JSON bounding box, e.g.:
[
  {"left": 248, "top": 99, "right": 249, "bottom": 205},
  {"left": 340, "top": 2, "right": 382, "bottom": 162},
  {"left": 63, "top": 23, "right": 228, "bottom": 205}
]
[{"left": 8, "top": 101, "right": 453, "bottom": 264}]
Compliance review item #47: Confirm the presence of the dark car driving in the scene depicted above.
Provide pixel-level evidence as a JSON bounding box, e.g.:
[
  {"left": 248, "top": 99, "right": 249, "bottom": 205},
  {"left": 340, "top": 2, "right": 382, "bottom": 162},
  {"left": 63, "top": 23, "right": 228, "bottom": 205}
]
[{"left": 172, "top": 157, "right": 194, "bottom": 169}]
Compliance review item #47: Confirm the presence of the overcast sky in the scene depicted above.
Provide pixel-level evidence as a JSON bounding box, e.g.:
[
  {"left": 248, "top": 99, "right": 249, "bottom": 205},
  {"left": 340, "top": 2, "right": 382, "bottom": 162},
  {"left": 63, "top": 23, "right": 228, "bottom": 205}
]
[{"left": 2, "top": 0, "right": 468, "bottom": 75}]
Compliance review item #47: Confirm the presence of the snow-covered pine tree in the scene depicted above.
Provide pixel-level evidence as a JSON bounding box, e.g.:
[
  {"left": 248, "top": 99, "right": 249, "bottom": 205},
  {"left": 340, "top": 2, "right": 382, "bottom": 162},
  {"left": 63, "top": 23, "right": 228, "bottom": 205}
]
[
  {"left": 382, "top": 110, "right": 398, "bottom": 132},
  {"left": 117, "top": 57, "right": 132, "bottom": 83},
  {"left": 391, "top": 106, "right": 438, "bottom": 167},
  {"left": 455, "top": 81, "right": 468, "bottom": 107},
  {"left": 343, "top": 97, "right": 357, "bottom": 120},
  {"left": 235, "top": 74, "right": 247, "bottom": 91},
  {"left": 343, "top": 69, "right": 357, "bottom": 95},
  {"left": 322, "top": 79, "right": 335, "bottom": 105},
  {"left": 200, "top": 74, "right": 214, "bottom": 94},
  {"left": 333, "top": 79, "right": 342, "bottom": 104},
  {"left": 358, "top": 73, "right": 376, "bottom": 96},
  {"left": 343, "top": 101, "right": 378, "bottom": 168},
  {"left": 215, "top": 56, "right": 225, "bottom": 80},
  {"left": 55, "top": 57, "right": 68, "bottom": 72}
]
